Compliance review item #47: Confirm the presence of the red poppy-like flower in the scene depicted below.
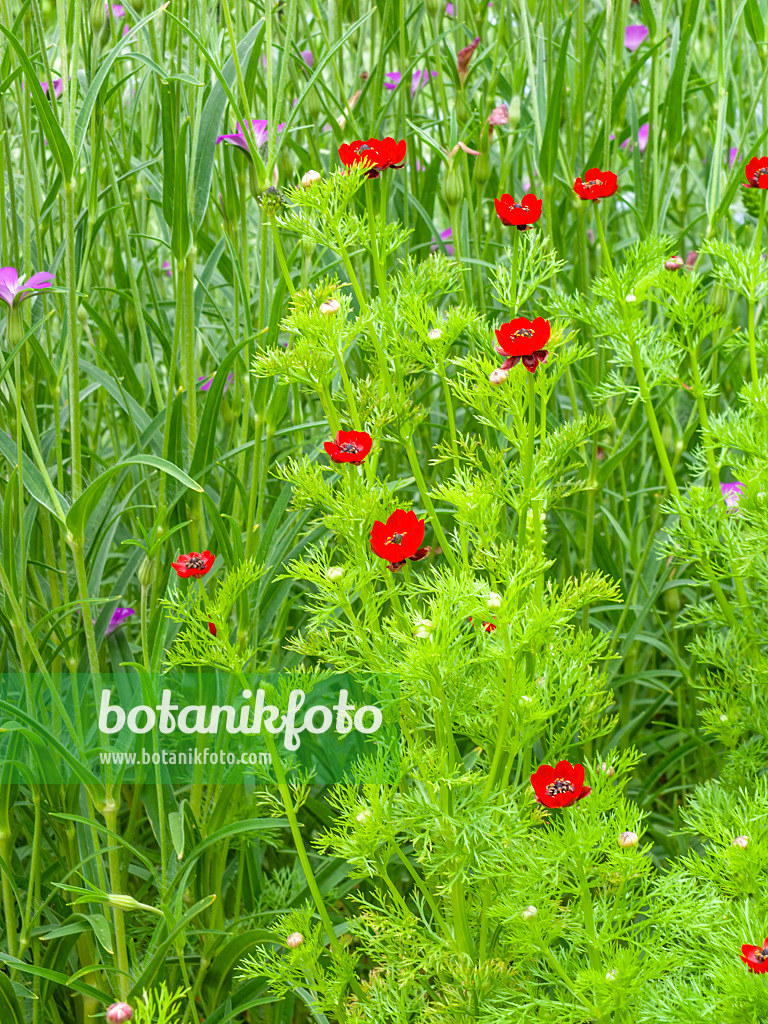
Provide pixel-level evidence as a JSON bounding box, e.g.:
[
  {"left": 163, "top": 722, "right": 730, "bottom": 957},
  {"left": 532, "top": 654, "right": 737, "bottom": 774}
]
[
  {"left": 208, "top": 621, "right": 217, "bottom": 636},
  {"left": 573, "top": 167, "right": 618, "bottom": 202},
  {"left": 370, "top": 509, "right": 426, "bottom": 569},
  {"left": 469, "top": 617, "right": 496, "bottom": 632},
  {"left": 741, "top": 940, "right": 768, "bottom": 973},
  {"left": 745, "top": 157, "right": 768, "bottom": 189},
  {"left": 324, "top": 430, "right": 373, "bottom": 464},
  {"left": 172, "top": 551, "right": 215, "bottom": 579},
  {"left": 338, "top": 137, "right": 406, "bottom": 178},
  {"left": 531, "top": 760, "right": 591, "bottom": 808},
  {"left": 494, "top": 193, "right": 542, "bottom": 230},
  {"left": 495, "top": 316, "right": 550, "bottom": 373}
]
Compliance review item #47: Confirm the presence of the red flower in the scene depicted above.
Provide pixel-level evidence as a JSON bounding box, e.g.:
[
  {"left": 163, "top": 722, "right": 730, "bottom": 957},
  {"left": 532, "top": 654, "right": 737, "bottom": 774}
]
[
  {"left": 370, "top": 509, "right": 426, "bottom": 569},
  {"left": 208, "top": 621, "right": 217, "bottom": 636},
  {"left": 531, "top": 760, "right": 591, "bottom": 808},
  {"left": 494, "top": 193, "right": 542, "bottom": 230},
  {"left": 338, "top": 137, "right": 406, "bottom": 178},
  {"left": 742, "top": 940, "right": 768, "bottom": 972},
  {"left": 469, "top": 617, "right": 496, "bottom": 632},
  {"left": 573, "top": 167, "right": 618, "bottom": 202},
  {"left": 324, "top": 430, "right": 373, "bottom": 464},
  {"left": 172, "top": 551, "right": 215, "bottom": 579},
  {"left": 495, "top": 316, "right": 550, "bottom": 373},
  {"left": 745, "top": 157, "right": 768, "bottom": 189}
]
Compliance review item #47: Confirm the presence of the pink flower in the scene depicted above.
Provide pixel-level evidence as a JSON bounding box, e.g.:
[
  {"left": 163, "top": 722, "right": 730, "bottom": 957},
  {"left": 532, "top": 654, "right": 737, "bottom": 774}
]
[
  {"left": 620, "top": 122, "right": 649, "bottom": 153},
  {"left": 488, "top": 104, "right": 509, "bottom": 127},
  {"left": 721, "top": 481, "right": 744, "bottom": 510},
  {"left": 384, "top": 69, "right": 437, "bottom": 99},
  {"left": 216, "top": 119, "right": 285, "bottom": 156},
  {"left": 0, "top": 267, "right": 55, "bottom": 308},
  {"left": 162, "top": 261, "right": 172, "bottom": 277},
  {"left": 624, "top": 25, "right": 649, "bottom": 51},
  {"left": 198, "top": 372, "right": 234, "bottom": 393},
  {"left": 430, "top": 228, "right": 454, "bottom": 256},
  {"left": 106, "top": 607, "right": 135, "bottom": 636},
  {"left": 40, "top": 77, "right": 64, "bottom": 99},
  {"left": 729, "top": 147, "right": 740, "bottom": 169},
  {"left": 107, "top": 3, "right": 125, "bottom": 16},
  {"left": 300, "top": 49, "right": 313, "bottom": 67}
]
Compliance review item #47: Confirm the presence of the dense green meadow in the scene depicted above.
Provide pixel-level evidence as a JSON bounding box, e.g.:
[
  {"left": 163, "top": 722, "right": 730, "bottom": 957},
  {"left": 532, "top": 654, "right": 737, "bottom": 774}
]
[{"left": 3, "top": 0, "right": 768, "bottom": 1020}]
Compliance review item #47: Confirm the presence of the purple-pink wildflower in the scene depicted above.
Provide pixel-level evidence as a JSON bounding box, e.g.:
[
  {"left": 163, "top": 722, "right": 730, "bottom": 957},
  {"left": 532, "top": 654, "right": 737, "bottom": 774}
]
[
  {"left": 431, "top": 228, "right": 454, "bottom": 256},
  {"left": 0, "top": 267, "right": 55, "bottom": 308},
  {"left": 198, "top": 372, "right": 233, "bottom": 393},
  {"left": 300, "top": 49, "right": 313, "bottom": 67},
  {"left": 107, "top": 3, "right": 125, "bottom": 16},
  {"left": 721, "top": 481, "right": 744, "bottom": 510},
  {"left": 215, "top": 119, "right": 285, "bottom": 156},
  {"left": 41, "top": 78, "right": 64, "bottom": 99},
  {"left": 620, "top": 122, "right": 649, "bottom": 154},
  {"left": 729, "top": 147, "right": 740, "bottom": 170},
  {"left": 624, "top": 25, "right": 649, "bottom": 51},
  {"left": 162, "top": 261, "right": 172, "bottom": 277},
  {"left": 106, "top": 607, "right": 135, "bottom": 636},
  {"left": 384, "top": 69, "right": 437, "bottom": 99}
]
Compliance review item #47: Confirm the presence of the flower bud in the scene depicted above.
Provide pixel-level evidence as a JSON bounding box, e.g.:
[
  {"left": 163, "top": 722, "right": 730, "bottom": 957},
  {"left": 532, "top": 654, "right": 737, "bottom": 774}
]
[
  {"left": 618, "top": 831, "right": 638, "bottom": 848},
  {"left": 302, "top": 236, "right": 316, "bottom": 258},
  {"left": 474, "top": 148, "right": 491, "bottom": 186},
  {"left": 319, "top": 299, "right": 340, "bottom": 316},
  {"left": 306, "top": 86, "right": 323, "bottom": 121},
  {"left": 521, "top": 905, "right": 537, "bottom": 920},
  {"left": 428, "top": 328, "right": 443, "bottom": 341},
  {"left": 413, "top": 618, "right": 434, "bottom": 638},
  {"left": 426, "top": 0, "right": 440, "bottom": 14},
  {"left": 686, "top": 249, "right": 698, "bottom": 267},
  {"left": 106, "top": 1004, "right": 133, "bottom": 1024},
  {"left": 605, "top": 970, "right": 617, "bottom": 981},
  {"left": 664, "top": 257, "right": 684, "bottom": 271},
  {"left": 486, "top": 591, "right": 502, "bottom": 609},
  {"left": 138, "top": 555, "right": 155, "bottom": 588},
  {"left": 77, "top": 304, "right": 89, "bottom": 326},
  {"left": 124, "top": 303, "right": 138, "bottom": 334},
  {"left": 732, "top": 835, "right": 749, "bottom": 849},
  {"left": 286, "top": 932, "right": 304, "bottom": 948},
  {"left": 356, "top": 810, "right": 371, "bottom": 823},
  {"left": 455, "top": 92, "right": 470, "bottom": 124},
  {"left": 456, "top": 37, "right": 480, "bottom": 84},
  {"left": 91, "top": 0, "right": 105, "bottom": 31},
  {"left": 489, "top": 368, "right": 508, "bottom": 386},
  {"left": 508, "top": 96, "right": 521, "bottom": 128},
  {"left": 711, "top": 283, "right": 728, "bottom": 312},
  {"left": 601, "top": 762, "right": 615, "bottom": 776},
  {"left": 326, "top": 566, "right": 344, "bottom": 582},
  {"left": 624, "top": 292, "right": 636, "bottom": 303},
  {"left": 443, "top": 161, "right": 463, "bottom": 208},
  {"left": 7, "top": 308, "right": 23, "bottom": 346},
  {"left": 301, "top": 170, "right": 322, "bottom": 188}
]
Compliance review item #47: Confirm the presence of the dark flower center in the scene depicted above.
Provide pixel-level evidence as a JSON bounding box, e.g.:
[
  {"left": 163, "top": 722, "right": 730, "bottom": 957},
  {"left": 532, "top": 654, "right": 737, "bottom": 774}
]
[
  {"left": 545, "top": 778, "right": 575, "bottom": 796},
  {"left": 388, "top": 532, "right": 404, "bottom": 545},
  {"left": 512, "top": 202, "right": 529, "bottom": 211},
  {"left": 755, "top": 947, "right": 768, "bottom": 963},
  {"left": 339, "top": 442, "right": 362, "bottom": 453},
  {"left": 585, "top": 178, "right": 603, "bottom": 188},
  {"left": 187, "top": 555, "right": 207, "bottom": 570},
  {"left": 514, "top": 328, "right": 534, "bottom": 339}
]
